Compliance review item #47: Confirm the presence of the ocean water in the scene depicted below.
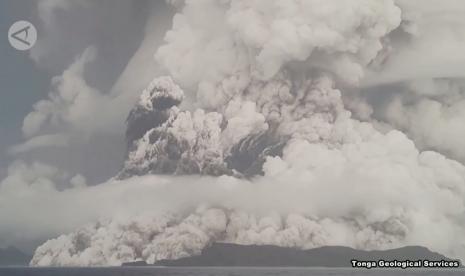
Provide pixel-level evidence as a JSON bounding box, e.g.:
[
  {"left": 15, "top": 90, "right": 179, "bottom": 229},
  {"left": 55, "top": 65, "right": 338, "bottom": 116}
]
[{"left": 0, "top": 267, "right": 463, "bottom": 276}]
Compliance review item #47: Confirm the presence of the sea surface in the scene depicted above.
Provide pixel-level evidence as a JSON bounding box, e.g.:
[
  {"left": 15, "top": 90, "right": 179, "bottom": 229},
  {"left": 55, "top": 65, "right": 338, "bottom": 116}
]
[{"left": 0, "top": 267, "right": 464, "bottom": 276}]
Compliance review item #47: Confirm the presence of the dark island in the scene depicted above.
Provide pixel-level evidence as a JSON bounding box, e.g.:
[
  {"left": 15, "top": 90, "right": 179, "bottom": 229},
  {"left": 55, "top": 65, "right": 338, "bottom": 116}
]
[
  {"left": 0, "top": 246, "right": 31, "bottom": 266},
  {"left": 123, "top": 243, "right": 461, "bottom": 267}
]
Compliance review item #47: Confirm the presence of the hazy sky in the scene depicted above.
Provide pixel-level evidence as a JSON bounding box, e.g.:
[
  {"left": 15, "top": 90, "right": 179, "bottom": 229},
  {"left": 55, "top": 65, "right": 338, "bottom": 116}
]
[
  {"left": 0, "top": 1, "right": 50, "bottom": 172},
  {"left": 0, "top": 0, "right": 173, "bottom": 183}
]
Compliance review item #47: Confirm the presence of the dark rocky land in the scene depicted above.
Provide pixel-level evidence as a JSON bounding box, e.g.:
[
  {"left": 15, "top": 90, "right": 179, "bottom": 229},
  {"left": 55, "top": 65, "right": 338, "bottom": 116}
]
[{"left": 122, "top": 243, "right": 460, "bottom": 267}]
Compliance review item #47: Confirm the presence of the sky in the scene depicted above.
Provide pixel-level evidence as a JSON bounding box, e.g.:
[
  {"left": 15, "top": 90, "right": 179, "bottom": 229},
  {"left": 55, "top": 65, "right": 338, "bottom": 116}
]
[
  {"left": 0, "top": 1, "right": 50, "bottom": 173},
  {"left": 0, "top": 0, "right": 174, "bottom": 183},
  {"left": 1, "top": 0, "right": 465, "bottom": 266}
]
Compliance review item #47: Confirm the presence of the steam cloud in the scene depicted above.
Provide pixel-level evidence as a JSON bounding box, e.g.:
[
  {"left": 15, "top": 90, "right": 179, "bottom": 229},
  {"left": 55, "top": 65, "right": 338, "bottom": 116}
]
[
  {"left": 377, "top": 79, "right": 465, "bottom": 163},
  {"left": 4, "top": 0, "right": 465, "bottom": 266}
]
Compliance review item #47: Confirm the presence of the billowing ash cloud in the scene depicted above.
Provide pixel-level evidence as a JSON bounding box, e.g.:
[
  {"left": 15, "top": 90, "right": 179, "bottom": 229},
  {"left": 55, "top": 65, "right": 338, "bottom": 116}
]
[
  {"left": 121, "top": 75, "right": 285, "bottom": 177},
  {"left": 373, "top": 79, "right": 465, "bottom": 163},
  {"left": 29, "top": 127, "right": 465, "bottom": 265},
  {"left": 24, "top": 0, "right": 465, "bottom": 266},
  {"left": 120, "top": 0, "right": 403, "bottom": 177},
  {"left": 30, "top": 207, "right": 407, "bottom": 266}
]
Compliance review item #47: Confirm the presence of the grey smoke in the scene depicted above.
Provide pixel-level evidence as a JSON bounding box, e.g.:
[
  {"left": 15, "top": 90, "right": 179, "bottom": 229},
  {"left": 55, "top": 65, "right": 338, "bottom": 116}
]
[{"left": 121, "top": 76, "right": 285, "bottom": 178}]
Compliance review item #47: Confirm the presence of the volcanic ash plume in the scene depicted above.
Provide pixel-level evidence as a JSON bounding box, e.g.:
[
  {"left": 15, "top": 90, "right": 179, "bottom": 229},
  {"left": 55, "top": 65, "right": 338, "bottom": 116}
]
[{"left": 30, "top": 0, "right": 465, "bottom": 266}]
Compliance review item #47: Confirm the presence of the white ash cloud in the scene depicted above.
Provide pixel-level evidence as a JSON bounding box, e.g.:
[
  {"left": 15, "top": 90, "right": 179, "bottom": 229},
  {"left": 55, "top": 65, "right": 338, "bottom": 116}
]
[
  {"left": 0, "top": 161, "right": 88, "bottom": 248},
  {"left": 27, "top": 125, "right": 465, "bottom": 265},
  {"left": 121, "top": 0, "right": 402, "bottom": 178},
  {"left": 155, "top": 0, "right": 401, "bottom": 101},
  {"left": 337, "top": 0, "right": 465, "bottom": 164},
  {"left": 30, "top": 75, "right": 465, "bottom": 265},
  {"left": 4, "top": 0, "right": 464, "bottom": 266},
  {"left": 372, "top": 78, "right": 465, "bottom": 164},
  {"left": 364, "top": 0, "right": 465, "bottom": 85},
  {"left": 22, "top": 47, "right": 107, "bottom": 140}
]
